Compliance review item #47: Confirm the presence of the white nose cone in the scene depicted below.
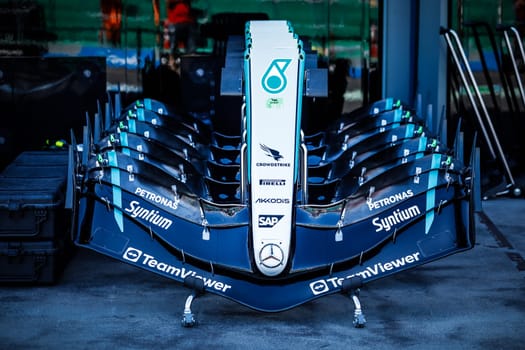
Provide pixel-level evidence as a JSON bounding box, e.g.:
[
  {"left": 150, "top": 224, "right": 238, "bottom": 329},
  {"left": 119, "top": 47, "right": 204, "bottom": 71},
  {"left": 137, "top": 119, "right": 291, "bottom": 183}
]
[{"left": 245, "top": 21, "right": 303, "bottom": 276}]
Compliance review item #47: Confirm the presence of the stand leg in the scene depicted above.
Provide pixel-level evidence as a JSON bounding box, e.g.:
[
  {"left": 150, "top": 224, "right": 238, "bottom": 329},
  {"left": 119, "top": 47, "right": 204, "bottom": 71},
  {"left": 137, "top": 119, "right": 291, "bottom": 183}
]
[
  {"left": 181, "top": 291, "right": 197, "bottom": 327},
  {"left": 350, "top": 288, "right": 366, "bottom": 328}
]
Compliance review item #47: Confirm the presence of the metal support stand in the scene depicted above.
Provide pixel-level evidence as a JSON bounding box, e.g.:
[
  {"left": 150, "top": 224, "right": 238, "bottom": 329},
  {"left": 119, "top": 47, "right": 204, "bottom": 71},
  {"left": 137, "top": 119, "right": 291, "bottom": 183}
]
[
  {"left": 299, "top": 131, "right": 309, "bottom": 204},
  {"left": 181, "top": 276, "right": 205, "bottom": 327},
  {"left": 350, "top": 289, "right": 366, "bottom": 328},
  {"left": 342, "top": 276, "right": 366, "bottom": 328},
  {"left": 441, "top": 27, "right": 522, "bottom": 198},
  {"left": 502, "top": 26, "right": 525, "bottom": 111},
  {"left": 181, "top": 291, "right": 198, "bottom": 327}
]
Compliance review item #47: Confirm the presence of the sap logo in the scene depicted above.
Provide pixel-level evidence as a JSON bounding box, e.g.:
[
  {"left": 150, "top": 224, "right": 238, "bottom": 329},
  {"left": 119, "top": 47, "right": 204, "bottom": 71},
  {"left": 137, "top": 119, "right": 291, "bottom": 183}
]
[
  {"left": 255, "top": 198, "right": 290, "bottom": 204},
  {"left": 258, "top": 215, "right": 284, "bottom": 228},
  {"left": 260, "top": 144, "right": 283, "bottom": 161},
  {"left": 309, "top": 280, "right": 329, "bottom": 295},
  {"left": 123, "top": 247, "right": 143, "bottom": 262}
]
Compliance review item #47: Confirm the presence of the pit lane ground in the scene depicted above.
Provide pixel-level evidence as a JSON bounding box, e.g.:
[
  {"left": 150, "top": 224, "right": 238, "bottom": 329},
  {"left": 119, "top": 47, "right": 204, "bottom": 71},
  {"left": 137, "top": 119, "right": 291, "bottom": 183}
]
[{"left": 0, "top": 197, "right": 524, "bottom": 350}]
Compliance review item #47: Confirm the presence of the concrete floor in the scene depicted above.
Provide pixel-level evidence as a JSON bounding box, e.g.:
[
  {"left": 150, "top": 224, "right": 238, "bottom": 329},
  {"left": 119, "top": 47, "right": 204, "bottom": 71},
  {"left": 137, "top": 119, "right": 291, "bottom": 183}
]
[{"left": 1, "top": 197, "right": 524, "bottom": 350}]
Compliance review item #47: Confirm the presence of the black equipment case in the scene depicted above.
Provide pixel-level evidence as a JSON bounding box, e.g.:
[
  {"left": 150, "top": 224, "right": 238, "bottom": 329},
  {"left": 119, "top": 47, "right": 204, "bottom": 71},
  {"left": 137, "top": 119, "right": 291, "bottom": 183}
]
[
  {"left": 0, "top": 240, "right": 66, "bottom": 284},
  {"left": 0, "top": 150, "right": 71, "bottom": 284}
]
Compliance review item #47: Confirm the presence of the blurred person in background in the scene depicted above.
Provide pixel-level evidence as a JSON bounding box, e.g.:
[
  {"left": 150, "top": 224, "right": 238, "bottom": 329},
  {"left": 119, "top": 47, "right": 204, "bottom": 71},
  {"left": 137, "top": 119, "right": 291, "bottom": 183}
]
[
  {"left": 100, "top": 0, "right": 122, "bottom": 47},
  {"left": 164, "top": 0, "right": 196, "bottom": 55}
]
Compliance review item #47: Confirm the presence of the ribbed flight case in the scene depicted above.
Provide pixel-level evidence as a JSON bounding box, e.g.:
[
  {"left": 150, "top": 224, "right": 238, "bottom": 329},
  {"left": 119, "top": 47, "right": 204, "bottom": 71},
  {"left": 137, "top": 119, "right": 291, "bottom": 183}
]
[
  {"left": 0, "top": 176, "right": 68, "bottom": 241},
  {"left": 1, "top": 150, "right": 68, "bottom": 178},
  {"left": 0, "top": 240, "right": 66, "bottom": 284},
  {"left": 0, "top": 150, "right": 71, "bottom": 283}
]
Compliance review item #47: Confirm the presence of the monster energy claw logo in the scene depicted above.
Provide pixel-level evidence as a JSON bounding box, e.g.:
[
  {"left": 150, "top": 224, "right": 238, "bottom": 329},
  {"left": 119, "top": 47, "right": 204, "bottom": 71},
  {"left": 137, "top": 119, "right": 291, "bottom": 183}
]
[{"left": 262, "top": 59, "right": 292, "bottom": 94}]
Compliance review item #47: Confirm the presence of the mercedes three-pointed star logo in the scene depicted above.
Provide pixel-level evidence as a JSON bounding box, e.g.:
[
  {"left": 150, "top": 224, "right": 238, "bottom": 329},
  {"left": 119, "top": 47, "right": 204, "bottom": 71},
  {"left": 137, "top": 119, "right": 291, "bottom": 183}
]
[{"left": 259, "top": 243, "right": 284, "bottom": 268}]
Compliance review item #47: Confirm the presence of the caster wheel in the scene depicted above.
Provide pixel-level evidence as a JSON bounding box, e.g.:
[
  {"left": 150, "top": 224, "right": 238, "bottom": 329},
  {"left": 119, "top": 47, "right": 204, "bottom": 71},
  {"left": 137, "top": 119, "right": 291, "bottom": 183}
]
[
  {"left": 353, "top": 314, "right": 366, "bottom": 328},
  {"left": 181, "top": 313, "right": 196, "bottom": 327}
]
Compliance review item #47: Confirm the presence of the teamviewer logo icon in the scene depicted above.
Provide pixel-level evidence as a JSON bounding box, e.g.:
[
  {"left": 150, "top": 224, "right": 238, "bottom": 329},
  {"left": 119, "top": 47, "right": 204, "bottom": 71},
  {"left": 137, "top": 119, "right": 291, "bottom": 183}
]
[
  {"left": 309, "top": 280, "right": 329, "bottom": 295},
  {"left": 123, "top": 247, "right": 142, "bottom": 262}
]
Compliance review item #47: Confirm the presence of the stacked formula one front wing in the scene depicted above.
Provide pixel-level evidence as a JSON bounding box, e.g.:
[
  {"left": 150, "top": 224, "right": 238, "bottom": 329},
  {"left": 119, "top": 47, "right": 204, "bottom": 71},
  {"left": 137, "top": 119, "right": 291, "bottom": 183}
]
[{"left": 71, "top": 21, "right": 475, "bottom": 326}]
